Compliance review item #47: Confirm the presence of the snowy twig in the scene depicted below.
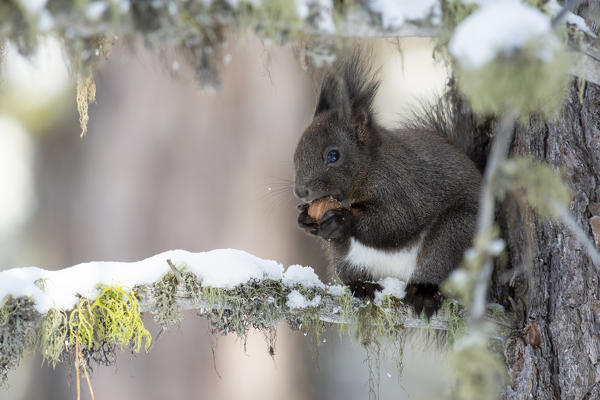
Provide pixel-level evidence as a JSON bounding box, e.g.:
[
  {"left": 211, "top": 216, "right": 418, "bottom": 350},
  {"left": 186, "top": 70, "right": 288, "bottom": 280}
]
[
  {"left": 1, "top": 1, "right": 598, "bottom": 86},
  {"left": 134, "top": 284, "right": 449, "bottom": 329},
  {"left": 557, "top": 206, "right": 600, "bottom": 267},
  {"left": 471, "top": 112, "right": 517, "bottom": 322},
  {"left": 550, "top": 0, "right": 583, "bottom": 27},
  {"left": 166, "top": 259, "right": 183, "bottom": 283},
  {"left": 0, "top": 249, "right": 517, "bottom": 388}
]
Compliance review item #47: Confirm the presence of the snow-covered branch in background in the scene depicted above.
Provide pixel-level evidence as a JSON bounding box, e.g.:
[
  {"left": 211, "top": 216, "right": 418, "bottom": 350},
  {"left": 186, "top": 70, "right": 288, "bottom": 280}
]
[
  {"left": 1, "top": 0, "right": 597, "bottom": 136},
  {"left": 1, "top": 249, "right": 514, "bottom": 387}
]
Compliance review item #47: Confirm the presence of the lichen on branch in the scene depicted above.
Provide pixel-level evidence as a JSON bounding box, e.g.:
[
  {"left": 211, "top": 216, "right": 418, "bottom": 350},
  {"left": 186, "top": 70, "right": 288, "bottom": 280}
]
[{"left": 0, "top": 251, "right": 515, "bottom": 389}]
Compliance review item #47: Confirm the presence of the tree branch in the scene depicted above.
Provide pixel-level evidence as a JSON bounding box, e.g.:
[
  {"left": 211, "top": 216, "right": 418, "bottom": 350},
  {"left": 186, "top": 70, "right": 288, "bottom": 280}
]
[{"left": 0, "top": 251, "right": 517, "bottom": 387}]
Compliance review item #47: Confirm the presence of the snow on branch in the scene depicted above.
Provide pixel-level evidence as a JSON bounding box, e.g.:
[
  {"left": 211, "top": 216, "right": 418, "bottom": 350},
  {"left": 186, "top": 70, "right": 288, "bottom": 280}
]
[
  {"left": 0, "top": 249, "right": 515, "bottom": 387},
  {"left": 1, "top": 0, "right": 597, "bottom": 84}
]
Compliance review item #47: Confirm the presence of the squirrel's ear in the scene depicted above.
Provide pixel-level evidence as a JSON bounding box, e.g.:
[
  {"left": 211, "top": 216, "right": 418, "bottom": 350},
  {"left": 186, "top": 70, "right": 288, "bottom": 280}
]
[
  {"left": 314, "top": 88, "right": 332, "bottom": 115},
  {"left": 314, "top": 75, "right": 336, "bottom": 115},
  {"left": 315, "top": 75, "right": 350, "bottom": 119}
]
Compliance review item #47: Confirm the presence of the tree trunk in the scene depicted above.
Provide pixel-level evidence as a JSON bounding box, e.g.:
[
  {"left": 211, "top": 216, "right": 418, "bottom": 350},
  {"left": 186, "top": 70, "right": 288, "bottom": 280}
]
[
  {"left": 451, "top": 77, "right": 600, "bottom": 398},
  {"left": 442, "top": 4, "right": 600, "bottom": 396},
  {"left": 498, "top": 79, "right": 600, "bottom": 400}
]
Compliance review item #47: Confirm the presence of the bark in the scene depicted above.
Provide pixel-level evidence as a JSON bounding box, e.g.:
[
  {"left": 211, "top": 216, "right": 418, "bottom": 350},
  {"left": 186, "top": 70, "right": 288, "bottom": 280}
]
[
  {"left": 452, "top": 75, "right": 600, "bottom": 398},
  {"left": 440, "top": 5, "right": 600, "bottom": 396},
  {"left": 501, "top": 80, "right": 600, "bottom": 400}
]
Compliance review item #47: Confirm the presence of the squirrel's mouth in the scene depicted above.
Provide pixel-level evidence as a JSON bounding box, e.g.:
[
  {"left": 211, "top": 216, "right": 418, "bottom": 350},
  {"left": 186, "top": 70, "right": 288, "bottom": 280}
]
[
  {"left": 310, "top": 194, "right": 337, "bottom": 203},
  {"left": 309, "top": 195, "right": 352, "bottom": 209}
]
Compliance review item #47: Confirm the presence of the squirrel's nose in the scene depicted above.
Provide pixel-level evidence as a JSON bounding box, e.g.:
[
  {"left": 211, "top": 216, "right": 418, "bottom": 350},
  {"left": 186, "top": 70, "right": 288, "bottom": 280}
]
[{"left": 293, "top": 184, "right": 310, "bottom": 200}]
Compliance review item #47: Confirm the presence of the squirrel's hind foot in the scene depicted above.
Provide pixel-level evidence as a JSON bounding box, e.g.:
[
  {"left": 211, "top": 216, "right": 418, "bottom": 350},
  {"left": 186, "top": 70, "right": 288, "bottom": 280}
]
[{"left": 404, "top": 283, "right": 443, "bottom": 319}]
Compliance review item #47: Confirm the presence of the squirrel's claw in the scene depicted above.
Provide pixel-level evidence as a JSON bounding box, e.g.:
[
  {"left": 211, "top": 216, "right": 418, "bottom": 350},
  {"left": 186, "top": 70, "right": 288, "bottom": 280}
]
[
  {"left": 298, "top": 208, "right": 318, "bottom": 232},
  {"left": 298, "top": 207, "right": 351, "bottom": 242},
  {"left": 296, "top": 203, "right": 309, "bottom": 212},
  {"left": 348, "top": 281, "right": 383, "bottom": 299}
]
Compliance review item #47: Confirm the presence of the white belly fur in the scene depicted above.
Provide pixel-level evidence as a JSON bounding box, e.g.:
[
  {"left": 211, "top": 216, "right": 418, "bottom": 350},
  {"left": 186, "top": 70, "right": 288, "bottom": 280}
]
[{"left": 344, "top": 235, "right": 424, "bottom": 282}]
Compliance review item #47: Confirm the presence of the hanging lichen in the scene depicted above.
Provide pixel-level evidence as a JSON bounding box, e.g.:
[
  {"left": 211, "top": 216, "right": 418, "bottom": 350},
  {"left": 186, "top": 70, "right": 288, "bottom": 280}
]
[
  {"left": 454, "top": 46, "right": 571, "bottom": 120},
  {"left": 39, "top": 308, "right": 68, "bottom": 367},
  {"left": 76, "top": 71, "right": 96, "bottom": 137},
  {"left": 497, "top": 156, "right": 571, "bottom": 218},
  {"left": 68, "top": 285, "right": 152, "bottom": 358},
  {"left": 0, "top": 296, "right": 39, "bottom": 387}
]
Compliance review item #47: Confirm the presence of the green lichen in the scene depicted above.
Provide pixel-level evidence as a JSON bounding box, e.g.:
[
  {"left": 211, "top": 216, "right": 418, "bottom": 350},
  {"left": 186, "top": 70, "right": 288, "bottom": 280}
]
[
  {"left": 497, "top": 157, "right": 571, "bottom": 218},
  {"left": 354, "top": 298, "right": 402, "bottom": 346},
  {"left": 439, "top": 300, "right": 466, "bottom": 346},
  {"left": 0, "top": 296, "right": 39, "bottom": 387},
  {"left": 152, "top": 271, "right": 184, "bottom": 328},
  {"left": 336, "top": 288, "right": 357, "bottom": 334},
  {"left": 76, "top": 70, "right": 96, "bottom": 137},
  {"left": 351, "top": 296, "right": 410, "bottom": 400},
  {"left": 0, "top": 264, "right": 474, "bottom": 391},
  {"left": 183, "top": 271, "right": 203, "bottom": 302},
  {"left": 93, "top": 285, "right": 151, "bottom": 352},
  {"left": 68, "top": 285, "right": 151, "bottom": 356},
  {"left": 244, "top": 0, "right": 302, "bottom": 40},
  {"left": 454, "top": 46, "right": 571, "bottom": 120},
  {"left": 39, "top": 308, "right": 67, "bottom": 367},
  {"left": 203, "top": 279, "right": 288, "bottom": 340},
  {"left": 449, "top": 335, "right": 507, "bottom": 400},
  {"left": 294, "top": 299, "right": 326, "bottom": 345}
]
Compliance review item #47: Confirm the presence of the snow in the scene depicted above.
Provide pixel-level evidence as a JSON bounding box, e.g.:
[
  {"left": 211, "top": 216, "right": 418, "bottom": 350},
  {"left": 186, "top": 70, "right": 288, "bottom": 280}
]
[
  {"left": 116, "top": 0, "right": 131, "bottom": 13},
  {"left": 544, "top": 0, "right": 596, "bottom": 37},
  {"left": 21, "top": 0, "right": 48, "bottom": 14},
  {"left": 367, "top": 0, "right": 441, "bottom": 30},
  {"left": 283, "top": 265, "right": 325, "bottom": 289},
  {"left": 295, "top": 0, "right": 336, "bottom": 33},
  {"left": 374, "top": 277, "right": 406, "bottom": 305},
  {"left": 0, "top": 249, "right": 283, "bottom": 314},
  {"left": 487, "top": 239, "right": 506, "bottom": 255},
  {"left": 86, "top": 2, "right": 109, "bottom": 20},
  {"left": 38, "top": 9, "right": 54, "bottom": 32},
  {"left": 563, "top": 12, "right": 595, "bottom": 37},
  {"left": 0, "top": 248, "right": 415, "bottom": 315},
  {"left": 286, "top": 290, "right": 322, "bottom": 309},
  {"left": 448, "top": 269, "right": 469, "bottom": 287},
  {"left": 449, "top": 0, "right": 558, "bottom": 68},
  {"left": 327, "top": 284, "right": 347, "bottom": 296}
]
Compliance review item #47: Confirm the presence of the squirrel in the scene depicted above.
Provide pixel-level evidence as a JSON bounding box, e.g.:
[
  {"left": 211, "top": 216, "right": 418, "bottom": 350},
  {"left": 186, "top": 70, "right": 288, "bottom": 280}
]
[{"left": 293, "top": 52, "right": 482, "bottom": 317}]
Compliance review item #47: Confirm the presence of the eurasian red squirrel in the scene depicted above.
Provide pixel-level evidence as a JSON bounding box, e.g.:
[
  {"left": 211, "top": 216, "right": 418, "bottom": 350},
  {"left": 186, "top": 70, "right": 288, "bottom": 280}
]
[{"left": 293, "top": 52, "right": 481, "bottom": 317}]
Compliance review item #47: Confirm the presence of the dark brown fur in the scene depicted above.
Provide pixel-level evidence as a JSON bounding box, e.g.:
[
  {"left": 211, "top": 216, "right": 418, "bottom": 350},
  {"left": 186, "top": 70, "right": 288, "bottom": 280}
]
[{"left": 293, "top": 52, "right": 481, "bottom": 317}]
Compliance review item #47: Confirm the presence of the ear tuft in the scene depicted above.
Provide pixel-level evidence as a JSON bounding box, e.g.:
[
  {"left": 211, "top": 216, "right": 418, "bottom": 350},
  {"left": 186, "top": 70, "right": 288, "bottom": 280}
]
[{"left": 314, "top": 49, "right": 380, "bottom": 124}]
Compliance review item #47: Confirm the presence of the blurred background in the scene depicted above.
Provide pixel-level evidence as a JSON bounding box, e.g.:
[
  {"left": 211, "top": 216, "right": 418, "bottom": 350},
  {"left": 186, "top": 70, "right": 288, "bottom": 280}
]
[{"left": 0, "top": 35, "right": 448, "bottom": 400}]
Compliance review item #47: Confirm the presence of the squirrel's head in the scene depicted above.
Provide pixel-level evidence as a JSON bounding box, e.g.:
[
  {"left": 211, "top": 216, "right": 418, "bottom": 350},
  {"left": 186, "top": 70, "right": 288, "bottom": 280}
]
[{"left": 293, "top": 53, "right": 381, "bottom": 204}]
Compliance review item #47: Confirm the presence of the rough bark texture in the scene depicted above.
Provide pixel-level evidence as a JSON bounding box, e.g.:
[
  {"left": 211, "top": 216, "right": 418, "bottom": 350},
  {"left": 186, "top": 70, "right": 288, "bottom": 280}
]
[
  {"left": 452, "top": 78, "right": 600, "bottom": 398},
  {"left": 499, "top": 80, "right": 600, "bottom": 400},
  {"left": 444, "top": 6, "right": 600, "bottom": 397}
]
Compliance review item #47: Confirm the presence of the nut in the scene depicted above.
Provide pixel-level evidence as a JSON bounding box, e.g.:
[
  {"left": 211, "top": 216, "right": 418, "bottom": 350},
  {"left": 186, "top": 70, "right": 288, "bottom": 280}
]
[{"left": 307, "top": 196, "right": 342, "bottom": 222}]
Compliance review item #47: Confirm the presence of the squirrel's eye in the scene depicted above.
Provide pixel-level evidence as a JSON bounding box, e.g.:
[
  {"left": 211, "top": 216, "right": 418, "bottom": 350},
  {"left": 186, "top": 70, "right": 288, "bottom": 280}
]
[{"left": 326, "top": 149, "right": 340, "bottom": 164}]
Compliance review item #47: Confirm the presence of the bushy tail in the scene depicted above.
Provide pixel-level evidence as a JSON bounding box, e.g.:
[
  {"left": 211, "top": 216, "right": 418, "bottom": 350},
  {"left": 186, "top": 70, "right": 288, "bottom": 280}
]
[{"left": 401, "top": 85, "right": 492, "bottom": 172}]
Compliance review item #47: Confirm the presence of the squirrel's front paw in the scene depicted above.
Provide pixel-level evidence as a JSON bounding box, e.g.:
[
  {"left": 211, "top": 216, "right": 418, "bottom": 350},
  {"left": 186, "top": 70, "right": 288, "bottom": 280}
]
[
  {"left": 298, "top": 204, "right": 319, "bottom": 233},
  {"left": 317, "top": 209, "right": 351, "bottom": 240},
  {"left": 298, "top": 206, "right": 350, "bottom": 241}
]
